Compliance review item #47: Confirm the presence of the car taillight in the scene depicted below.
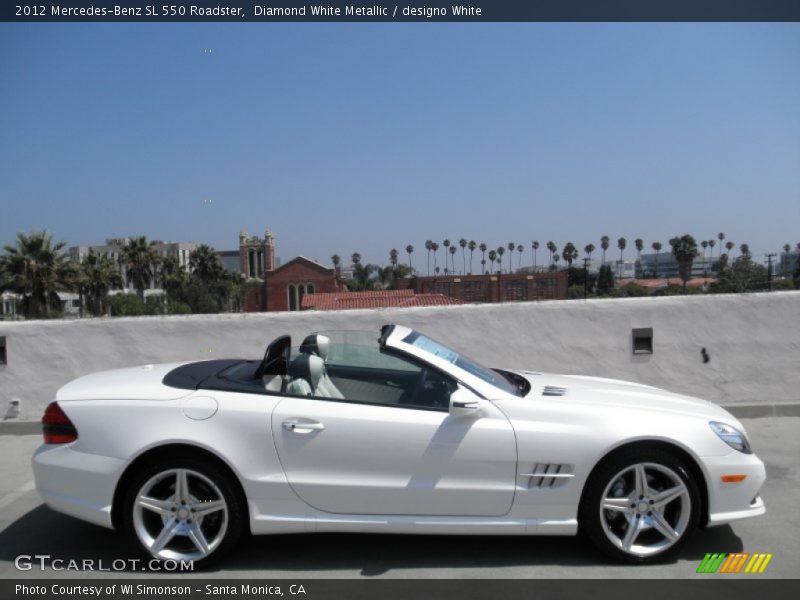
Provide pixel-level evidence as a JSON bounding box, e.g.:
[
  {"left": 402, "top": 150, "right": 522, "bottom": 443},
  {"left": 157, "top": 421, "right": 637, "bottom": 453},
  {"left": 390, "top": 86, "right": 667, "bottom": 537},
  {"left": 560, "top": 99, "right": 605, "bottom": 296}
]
[{"left": 42, "top": 402, "right": 78, "bottom": 444}]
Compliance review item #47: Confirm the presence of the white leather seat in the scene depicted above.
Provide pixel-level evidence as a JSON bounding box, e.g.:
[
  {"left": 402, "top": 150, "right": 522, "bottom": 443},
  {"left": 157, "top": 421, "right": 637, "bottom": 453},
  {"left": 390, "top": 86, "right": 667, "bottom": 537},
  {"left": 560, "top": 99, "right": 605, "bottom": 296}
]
[
  {"left": 297, "top": 334, "right": 345, "bottom": 399},
  {"left": 287, "top": 353, "right": 345, "bottom": 399}
]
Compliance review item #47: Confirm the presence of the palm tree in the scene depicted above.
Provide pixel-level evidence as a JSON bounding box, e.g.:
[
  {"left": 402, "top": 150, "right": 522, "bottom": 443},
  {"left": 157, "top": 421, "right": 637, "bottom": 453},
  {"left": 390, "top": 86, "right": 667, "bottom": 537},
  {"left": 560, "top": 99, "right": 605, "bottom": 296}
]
[
  {"left": 405, "top": 244, "right": 414, "bottom": 269},
  {"left": 532, "top": 241, "right": 540, "bottom": 270},
  {"left": 442, "top": 239, "right": 451, "bottom": 271},
  {"left": 488, "top": 250, "right": 497, "bottom": 274},
  {"left": 331, "top": 254, "right": 341, "bottom": 269},
  {"left": 718, "top": 232, "right": 726, "bottom": 247},
  {"left": 119, "top": 236, "right": 160, "bottom": 302},
  {"left": 389, "top": 248, "right": 399, "bottom": 268},
  {"left": 505, "top": 242, "right": 514, "bottom": 273},
  {"left": 78, "top": 248, "right": 124, "bottom": 317},
  {"left": 561, "top": 242, "right": 578, "bottom": 269},
  {"left": 708, "top": 239, "right": 716, "bottom": 264},
  {"left": 480, "top": 259, "right": 486, "bottom": 273},
  {"left": 459, "top": 239, "right": 467, "bottom": 274},
  {"left": 0, "top": 230, "right": 72, "bottom": 318},
  {"left": 584, "top": 243, "right": 595, "bottom": 263},
  {"left": 783, "top": 243, "right": 791, "bottom": 254},
  {"left": 546, "top": 241, "right": 556, "bottom": 267},
  {"left": 435, "top": 266, "right": 440, "bottom": 275},
  {"left": 468, "top": 240, "right": 477, "bottom": 274},
  {"left": 448, "top": 245, "right": 457, "bottom": 273},
  {"left": 651, "top": 241, "right": 662, "bottom": 278},
  {"left": 701, "top": 240, "right": 709, "bottom": 275},
  {"left": 739, "top": 243, "right": 751, "bottom": 259},
  {"left": 600, "top": 235, "right": 610, "bottom": 264},
  {"left": 158, "top": 255, "right": 186, "bottom": 306},
  {"left": 424, "top": 240, "right": 433, "bottom": 276},
  {"left": 478, "top": 243, "right": 487, "bottom": 274},
  {"left": 351, "top": 252, "right": 361, "bottom": 265},
  {"left": 189, "top": 245, "right": 224, "bottom": 284},
  {"left": 635, "top": 238, "right": 644, "bottom": 261},
  {"left": 725, "top": 240, "right": 734, "bottom": 258},
  {"left": 669, "top": 234, "right": 698, "bottom": 291},
  {"left": 431, "top": 242, "right": 439, "bottom": 273},
  {"left": 553, "top": 254, "right": 560, "bottom": 270},
  {"left": 617, "top": 237, "right": 627, "bottom": 277},
  {"left": 496, "top": 246, "right": 506, "bottom": 273},
  {"left": 517, "top": 244, "right": 524, "bottom": 270}
]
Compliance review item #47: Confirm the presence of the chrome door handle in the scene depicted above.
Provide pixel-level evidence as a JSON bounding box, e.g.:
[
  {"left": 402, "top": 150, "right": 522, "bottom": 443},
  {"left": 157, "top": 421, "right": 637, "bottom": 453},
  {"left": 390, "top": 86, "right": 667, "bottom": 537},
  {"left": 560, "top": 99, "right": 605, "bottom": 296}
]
[{"left": 282, "top": 419, "right": 325, "bottom": 432}]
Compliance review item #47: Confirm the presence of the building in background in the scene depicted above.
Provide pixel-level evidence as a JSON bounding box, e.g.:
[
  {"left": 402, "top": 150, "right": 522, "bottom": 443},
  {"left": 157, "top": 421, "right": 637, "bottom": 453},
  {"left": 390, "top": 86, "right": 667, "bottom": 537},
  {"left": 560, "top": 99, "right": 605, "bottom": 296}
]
[
  {"left": 636, "top": 253, "right": 718, "bottom": 279},
  {"left": 234, "top": 229, "right": 345, "bottom": 312},
  {"left": 395, "top": 271, "right": 568, "bottom": 303},
  {"left": 778, "top": 250, "right": 800, "bottom": 276},
  {"left": 68, "top": 238, "right": 198, "bottom": 293}
]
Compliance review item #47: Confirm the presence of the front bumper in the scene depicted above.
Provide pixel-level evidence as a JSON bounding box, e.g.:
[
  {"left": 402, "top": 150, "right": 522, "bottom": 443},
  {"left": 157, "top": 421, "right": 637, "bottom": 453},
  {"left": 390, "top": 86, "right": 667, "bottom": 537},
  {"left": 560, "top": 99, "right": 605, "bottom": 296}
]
[{"left": 702, "top": 451, "right": 767, "bottom": 526}]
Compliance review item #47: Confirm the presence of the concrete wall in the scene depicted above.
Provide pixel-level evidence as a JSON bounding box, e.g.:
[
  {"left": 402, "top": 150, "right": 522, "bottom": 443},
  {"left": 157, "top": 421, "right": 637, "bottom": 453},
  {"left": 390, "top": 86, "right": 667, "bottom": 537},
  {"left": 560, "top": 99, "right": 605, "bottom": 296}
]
[{"left": 1, "top": 292, "right": 798, "bottom": 421}]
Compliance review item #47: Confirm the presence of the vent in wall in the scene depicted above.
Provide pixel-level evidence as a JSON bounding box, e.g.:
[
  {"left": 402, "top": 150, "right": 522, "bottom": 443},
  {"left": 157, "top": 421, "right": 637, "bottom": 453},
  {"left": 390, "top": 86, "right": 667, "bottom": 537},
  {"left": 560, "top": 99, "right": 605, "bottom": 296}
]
[{"left": 520, "top": 463, "right": 574, "bottom": 488}]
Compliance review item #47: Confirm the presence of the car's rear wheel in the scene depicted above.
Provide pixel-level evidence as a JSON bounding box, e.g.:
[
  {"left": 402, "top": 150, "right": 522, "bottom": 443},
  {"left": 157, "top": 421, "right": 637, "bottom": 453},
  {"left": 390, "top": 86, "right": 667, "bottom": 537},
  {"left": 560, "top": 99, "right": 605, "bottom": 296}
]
[
  {"left": 580, "top": 448, "right": 700, "bottom": 563},
  {"left": 122, "top": 458, "right": 244, "bottom": 569}
]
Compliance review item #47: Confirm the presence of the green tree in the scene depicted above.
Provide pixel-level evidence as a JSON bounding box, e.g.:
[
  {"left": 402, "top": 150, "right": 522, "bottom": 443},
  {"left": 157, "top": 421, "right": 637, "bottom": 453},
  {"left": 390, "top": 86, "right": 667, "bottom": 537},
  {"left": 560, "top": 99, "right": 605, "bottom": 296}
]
[
  {"left": 617, "top": 237, "right": 627, "bottom": 277},
  {"left": 389, "top": 248, "right": 399, "bottom": 267},
  {"left": 600, "top": 235, "right": 610, "bottom": 264},
  {"left": 635, "top": 238, "right": 644, "bottom": 261},
  {"left": 669, "top": 234, "right": 699, "bottom": 292},
  {"left": 331, "top": 254, "right": 341, "bottom": 269},
  {"left": 424, "top": 240, "right": 433, "bottom": 276},
  {"left": 507, "top": 242, "right": 515, "bottom": 273},
  {"left": 459, "top": 239, "right": 467, "bottom": 275},
  {"left": 478, "top": 243, "right": 487, "bottom": 273},
  {"left": 449, "top": 245, "right": 457, "bottom": 273},
  {"left": 596, "top": 264, "right": 615, "bottom": 295},
  {"left": 442, "top": 239, "right": 451, "bottom": 272},
  {"left": 517, "top": 244, "right": 524, "bottom": 271},
  {"left": 711, "top": 254, "right": 768, "bottom": 293},
  {"left": 651, "top": 241, "right": 662, "bottom": 278},
  {"left": 405, "top": 245, "right": 414, "bottom": 268},
  {"left": 468, "top": 240, "right": 477, "bottom": 274},
  {"left": 531, "top": 240, "right": 539, "bottom": 270},
  {"left": 546, "top": 241, "right": 556, "bottom": 267},
  {"left": 488, "top": 250, "right": 497, "bottom": 273},
  {"left": 79, "top": 249, "right": 123, "bottom": 316},
  {"left": 120, "top": 236, "right": 160, "bottom": 302},
  {"left": 0, "top": 231, "right": 72, "bottom": 318},
  {"left": 496, "top": 246, "right": 506, "bottom": 273},
  {"left": 561, "top": 242, "right": 578, "bottom": 269},
  {"left": 431, "top": 242, "right": 439, "bottom": 273}
]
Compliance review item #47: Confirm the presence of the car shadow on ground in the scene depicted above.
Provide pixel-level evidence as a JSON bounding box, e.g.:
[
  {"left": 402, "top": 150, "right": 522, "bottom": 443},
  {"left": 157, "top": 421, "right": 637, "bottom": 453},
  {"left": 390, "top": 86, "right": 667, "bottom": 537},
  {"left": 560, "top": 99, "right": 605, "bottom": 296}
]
[{"left": 0, "top": 505, "right": 743, "bottom": 576}]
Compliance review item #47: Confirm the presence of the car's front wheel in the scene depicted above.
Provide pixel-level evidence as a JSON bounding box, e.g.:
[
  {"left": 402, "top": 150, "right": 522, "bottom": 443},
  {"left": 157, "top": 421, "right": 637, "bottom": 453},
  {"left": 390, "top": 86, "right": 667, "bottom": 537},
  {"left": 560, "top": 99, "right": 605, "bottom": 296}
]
[
  {"left": 580, "top": 448, "right": 701, "bottom": 563},
  {"left": 122, "top": 458, "right": 244, "bottom": 569}
]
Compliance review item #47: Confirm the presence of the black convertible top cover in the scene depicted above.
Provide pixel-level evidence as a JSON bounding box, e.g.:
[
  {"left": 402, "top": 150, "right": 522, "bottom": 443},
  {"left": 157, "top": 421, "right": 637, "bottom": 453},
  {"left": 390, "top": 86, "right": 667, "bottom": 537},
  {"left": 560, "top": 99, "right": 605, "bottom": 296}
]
[{"left": 163, "top": 359, "right": 267, "bottom": 395}]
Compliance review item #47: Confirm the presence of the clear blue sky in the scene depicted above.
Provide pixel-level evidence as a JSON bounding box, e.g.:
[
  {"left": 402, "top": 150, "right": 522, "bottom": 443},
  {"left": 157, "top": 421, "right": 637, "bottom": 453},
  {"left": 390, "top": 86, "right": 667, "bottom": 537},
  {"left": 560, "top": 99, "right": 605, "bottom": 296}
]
[{"left": 1, "top": 23, "right": 798, "bottom": 267}]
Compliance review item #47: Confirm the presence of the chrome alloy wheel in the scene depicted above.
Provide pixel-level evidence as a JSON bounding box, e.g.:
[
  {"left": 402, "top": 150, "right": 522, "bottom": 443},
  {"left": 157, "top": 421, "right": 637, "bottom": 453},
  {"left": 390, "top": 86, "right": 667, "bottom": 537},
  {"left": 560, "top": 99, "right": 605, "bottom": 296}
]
[
  {"left": 599, "top": 462, "right": 691, "bottom": 557},
  {"left": 132, "top": 468, "right": 228, "bottom": 561}
]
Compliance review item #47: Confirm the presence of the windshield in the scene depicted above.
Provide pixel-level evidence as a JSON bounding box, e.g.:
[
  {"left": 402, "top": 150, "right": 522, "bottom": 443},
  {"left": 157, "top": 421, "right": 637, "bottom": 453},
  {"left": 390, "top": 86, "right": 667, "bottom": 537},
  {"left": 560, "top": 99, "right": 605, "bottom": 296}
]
[{"left": 401, "top": 330, "right": 520, "bottom": 396}]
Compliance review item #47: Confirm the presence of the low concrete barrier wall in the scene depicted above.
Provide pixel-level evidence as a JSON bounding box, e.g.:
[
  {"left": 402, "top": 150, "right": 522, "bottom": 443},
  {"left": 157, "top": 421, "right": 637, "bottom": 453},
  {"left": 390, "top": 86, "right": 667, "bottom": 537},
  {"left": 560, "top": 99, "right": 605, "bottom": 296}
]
[{"left": 1, "top": 291, "right": 798, "bottom": 421}]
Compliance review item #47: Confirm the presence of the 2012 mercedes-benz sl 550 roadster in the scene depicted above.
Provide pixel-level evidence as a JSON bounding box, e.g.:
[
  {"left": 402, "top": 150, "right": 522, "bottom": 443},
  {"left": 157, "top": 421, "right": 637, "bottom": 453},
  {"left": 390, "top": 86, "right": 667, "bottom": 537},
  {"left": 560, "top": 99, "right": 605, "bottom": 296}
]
[{"left": 34, "top": 324, "right": 766, "bottom": 567}]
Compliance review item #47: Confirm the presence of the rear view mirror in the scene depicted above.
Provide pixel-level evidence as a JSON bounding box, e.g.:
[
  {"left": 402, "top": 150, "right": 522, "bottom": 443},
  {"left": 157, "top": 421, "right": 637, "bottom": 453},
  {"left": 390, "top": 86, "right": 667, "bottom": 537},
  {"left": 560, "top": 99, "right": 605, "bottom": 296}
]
[{"left": 449, "top": 387, "right": 480, "bottom": 417}]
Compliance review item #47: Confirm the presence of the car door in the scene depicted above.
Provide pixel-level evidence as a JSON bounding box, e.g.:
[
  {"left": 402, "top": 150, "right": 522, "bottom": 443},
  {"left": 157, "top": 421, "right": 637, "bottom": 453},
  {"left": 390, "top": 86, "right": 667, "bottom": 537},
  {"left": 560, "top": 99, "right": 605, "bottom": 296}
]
[{"left": 271, "top": 349, "right": 517, "bottom": 517}]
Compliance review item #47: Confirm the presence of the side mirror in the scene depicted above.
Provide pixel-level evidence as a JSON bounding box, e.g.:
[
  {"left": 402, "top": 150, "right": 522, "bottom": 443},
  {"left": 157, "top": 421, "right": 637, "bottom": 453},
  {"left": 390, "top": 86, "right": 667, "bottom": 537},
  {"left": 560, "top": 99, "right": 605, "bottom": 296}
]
[{"left": 449, "top": 387, "right": 480, "bottom": 417}]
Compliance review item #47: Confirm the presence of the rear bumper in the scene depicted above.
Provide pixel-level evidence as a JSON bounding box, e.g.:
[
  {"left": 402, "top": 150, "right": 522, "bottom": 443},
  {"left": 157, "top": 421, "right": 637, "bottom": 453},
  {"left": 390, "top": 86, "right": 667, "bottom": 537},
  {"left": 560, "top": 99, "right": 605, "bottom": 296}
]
[
  {"left": 702, "top": 451, "right": 767, "bottom": 527},
  {"left": 32, "top": 443, "right": 125, "bottom": 529}
]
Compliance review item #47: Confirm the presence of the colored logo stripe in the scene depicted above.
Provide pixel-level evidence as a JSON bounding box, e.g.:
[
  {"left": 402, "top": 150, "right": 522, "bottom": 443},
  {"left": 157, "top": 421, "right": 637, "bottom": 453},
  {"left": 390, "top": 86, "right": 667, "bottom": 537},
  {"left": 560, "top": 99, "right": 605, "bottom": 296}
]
[{"left": 697, "top": 552, "right": 772, "bottom": 574}]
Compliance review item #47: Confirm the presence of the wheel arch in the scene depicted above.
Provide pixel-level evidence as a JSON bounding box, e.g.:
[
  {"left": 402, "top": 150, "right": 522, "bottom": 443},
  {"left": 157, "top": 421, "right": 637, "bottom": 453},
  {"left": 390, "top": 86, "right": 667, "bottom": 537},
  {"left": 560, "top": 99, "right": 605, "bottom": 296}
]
[
  {"left": 110, "top": 443, "right": 250, "bottom": 530},
  {"left": 579, "top": 439, "right": 710, "bottom": 529}
]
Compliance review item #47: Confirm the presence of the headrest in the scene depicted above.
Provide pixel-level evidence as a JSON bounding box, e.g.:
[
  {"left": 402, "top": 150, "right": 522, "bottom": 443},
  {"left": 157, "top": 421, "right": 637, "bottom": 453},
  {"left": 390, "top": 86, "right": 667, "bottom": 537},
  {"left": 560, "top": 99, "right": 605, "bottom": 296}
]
[
  {"left": 289, "top": 353, "right": 324, "bottom": 390},
  {"left": 299, "top": 334, "right": 331, "bottom": 361}
]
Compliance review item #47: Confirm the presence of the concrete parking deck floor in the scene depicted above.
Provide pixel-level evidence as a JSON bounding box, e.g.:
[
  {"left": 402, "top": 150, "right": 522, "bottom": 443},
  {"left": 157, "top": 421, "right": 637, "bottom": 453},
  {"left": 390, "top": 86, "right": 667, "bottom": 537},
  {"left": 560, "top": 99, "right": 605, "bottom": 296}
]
[{"left": 0, "top": 418, "right": 797, "bottom": 579}]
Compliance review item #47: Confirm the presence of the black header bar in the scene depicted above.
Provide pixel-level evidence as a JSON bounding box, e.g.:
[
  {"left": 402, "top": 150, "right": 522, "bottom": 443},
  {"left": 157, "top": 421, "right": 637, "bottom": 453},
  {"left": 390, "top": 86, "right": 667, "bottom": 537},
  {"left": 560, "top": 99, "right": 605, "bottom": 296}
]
[{"left": 3, "top": 1, "right": 800, "bottom": 22}]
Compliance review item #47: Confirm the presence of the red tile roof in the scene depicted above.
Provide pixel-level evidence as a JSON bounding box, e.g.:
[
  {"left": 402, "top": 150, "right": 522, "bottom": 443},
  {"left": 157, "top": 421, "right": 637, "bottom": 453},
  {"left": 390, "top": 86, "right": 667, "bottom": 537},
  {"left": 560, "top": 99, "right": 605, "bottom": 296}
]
[
  {"left": 617, "top": 277, "right": 717, "bottom": 289},
  {"left": 301, "top": 290, "right": 463, "bottom": 311}
]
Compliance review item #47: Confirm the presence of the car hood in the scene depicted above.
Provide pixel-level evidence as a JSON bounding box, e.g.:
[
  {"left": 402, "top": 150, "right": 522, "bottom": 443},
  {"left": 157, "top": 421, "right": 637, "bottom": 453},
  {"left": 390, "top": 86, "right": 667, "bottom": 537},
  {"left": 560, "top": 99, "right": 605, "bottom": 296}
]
[
  {"left": 512, "top": 370, "right": 738, "bottom": 423},
  {"left": 56, "top": 362, "right": 194, "bottom": 402}
]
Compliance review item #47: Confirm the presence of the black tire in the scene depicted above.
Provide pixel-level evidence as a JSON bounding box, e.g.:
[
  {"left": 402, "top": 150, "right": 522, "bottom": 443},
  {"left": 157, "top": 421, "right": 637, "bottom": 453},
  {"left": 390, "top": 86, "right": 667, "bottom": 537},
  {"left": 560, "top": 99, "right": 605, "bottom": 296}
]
[
  {"left": 121, "top": 457, "right": 245, "bottom": 570},
  {"left": 579, "top": 447, "right": 701, "bottom": 564}
]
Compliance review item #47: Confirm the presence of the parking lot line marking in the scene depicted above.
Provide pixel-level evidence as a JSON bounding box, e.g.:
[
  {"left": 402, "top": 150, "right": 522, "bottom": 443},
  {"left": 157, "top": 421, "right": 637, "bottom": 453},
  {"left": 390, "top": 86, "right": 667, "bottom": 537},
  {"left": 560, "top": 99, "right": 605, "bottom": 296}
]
[{"left": 0, "top": 481, "right": 35, "bottom": 512}]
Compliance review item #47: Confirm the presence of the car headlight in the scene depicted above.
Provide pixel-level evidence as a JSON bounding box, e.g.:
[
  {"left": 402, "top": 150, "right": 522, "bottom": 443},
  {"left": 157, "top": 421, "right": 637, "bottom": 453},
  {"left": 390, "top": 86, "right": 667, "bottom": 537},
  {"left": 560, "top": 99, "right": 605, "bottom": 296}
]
[{"left": 709, "top": 421, "right": 752, "bottom": 454}]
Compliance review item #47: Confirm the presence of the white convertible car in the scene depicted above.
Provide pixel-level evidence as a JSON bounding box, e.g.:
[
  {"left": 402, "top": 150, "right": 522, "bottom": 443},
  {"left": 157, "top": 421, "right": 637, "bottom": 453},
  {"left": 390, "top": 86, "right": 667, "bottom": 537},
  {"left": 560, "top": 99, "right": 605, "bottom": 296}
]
[{"left": 34, "top": 324, "right": 765, "bottom": 567}]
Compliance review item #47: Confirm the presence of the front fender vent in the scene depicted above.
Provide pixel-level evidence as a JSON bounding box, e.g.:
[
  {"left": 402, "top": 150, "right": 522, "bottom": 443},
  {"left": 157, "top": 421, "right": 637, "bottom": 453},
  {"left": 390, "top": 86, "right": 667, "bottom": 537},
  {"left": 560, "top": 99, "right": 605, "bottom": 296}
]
[
  {"left": 542, "top": 385, "right": 567, "bottom": 396},
  {"left": 520, "top": 463, "right": 574, "bottom": 488}
]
